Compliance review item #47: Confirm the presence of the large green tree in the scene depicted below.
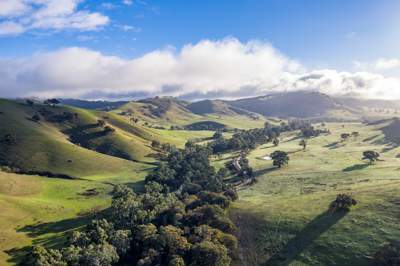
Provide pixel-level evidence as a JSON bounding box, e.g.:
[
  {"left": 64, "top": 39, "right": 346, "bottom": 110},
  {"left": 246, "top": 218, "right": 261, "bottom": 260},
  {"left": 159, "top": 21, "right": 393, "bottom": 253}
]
[{"left": 270, "top": 150, "right": 289, "bottom": 168}]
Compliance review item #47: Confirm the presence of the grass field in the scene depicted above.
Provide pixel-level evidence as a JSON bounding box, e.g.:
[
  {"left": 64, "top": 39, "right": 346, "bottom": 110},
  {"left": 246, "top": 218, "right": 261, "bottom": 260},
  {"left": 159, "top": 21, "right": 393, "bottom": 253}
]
[
  {"left": 0, "top": 171, "right": 114, "bottom": 264},
  {"left": 229, "top": 123, "right": 400, "bottom": 265}
]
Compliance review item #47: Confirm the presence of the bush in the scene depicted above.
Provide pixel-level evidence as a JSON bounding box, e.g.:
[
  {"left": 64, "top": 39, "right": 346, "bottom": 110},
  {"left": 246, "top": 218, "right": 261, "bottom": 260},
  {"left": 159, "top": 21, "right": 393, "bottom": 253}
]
[{"left": 329, "top": 194, "right": 357, "bottom": 212}]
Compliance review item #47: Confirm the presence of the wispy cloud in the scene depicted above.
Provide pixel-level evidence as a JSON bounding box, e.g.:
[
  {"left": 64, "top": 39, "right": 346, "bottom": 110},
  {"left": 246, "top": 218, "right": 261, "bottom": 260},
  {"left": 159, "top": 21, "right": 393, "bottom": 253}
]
[
  {"left": 0, "top": 0, "right": 109, "bottom": 36},
  {"left": 0, "top": 38, "right": 399, "bottom": 100},
  {"left": 122, "top": 0, "right": 133, "bottom": 6}
]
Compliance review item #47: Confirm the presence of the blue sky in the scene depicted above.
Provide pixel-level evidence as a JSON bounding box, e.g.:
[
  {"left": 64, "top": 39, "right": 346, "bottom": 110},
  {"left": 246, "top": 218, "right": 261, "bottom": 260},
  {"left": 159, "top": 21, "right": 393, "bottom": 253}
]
[
  {"left": 1, "top": 0, "right": 400, "bottom": 99},
  {"left": 1, "top": 0, "right": 399, "bottom": 67}
]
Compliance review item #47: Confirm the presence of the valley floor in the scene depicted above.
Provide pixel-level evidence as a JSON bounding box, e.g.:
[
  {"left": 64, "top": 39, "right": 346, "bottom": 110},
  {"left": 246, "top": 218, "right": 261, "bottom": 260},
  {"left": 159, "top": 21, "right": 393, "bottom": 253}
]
[{"left": 227, "top": 123, "right": 400, "bottom": 265}]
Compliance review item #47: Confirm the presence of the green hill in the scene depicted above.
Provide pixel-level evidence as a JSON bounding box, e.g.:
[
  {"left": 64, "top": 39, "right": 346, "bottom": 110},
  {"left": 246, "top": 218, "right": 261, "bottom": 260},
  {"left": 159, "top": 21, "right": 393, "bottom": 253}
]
[{"left": 0, "top": 99, "right": 153, "bottom": 180}]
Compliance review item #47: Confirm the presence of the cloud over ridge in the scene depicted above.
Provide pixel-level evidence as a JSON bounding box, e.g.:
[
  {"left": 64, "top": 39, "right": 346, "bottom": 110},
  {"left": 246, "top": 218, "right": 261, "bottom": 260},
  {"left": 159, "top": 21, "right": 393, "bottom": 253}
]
[{"left": 0, "top": 38, "right": 399, "bottom": 100}]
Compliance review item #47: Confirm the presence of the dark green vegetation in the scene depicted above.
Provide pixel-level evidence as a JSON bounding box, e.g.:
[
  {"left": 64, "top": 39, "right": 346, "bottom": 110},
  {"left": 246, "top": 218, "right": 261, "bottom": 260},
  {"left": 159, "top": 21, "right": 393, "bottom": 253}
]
[
  {"left": 30, "top": 144, "right": 238, "bottom": 265},
  {"left": 1, "top": 94, "right": 400, "bottom": 265},
  {"left": 184, "top": 121, "right": 226, "bottom": 131}
]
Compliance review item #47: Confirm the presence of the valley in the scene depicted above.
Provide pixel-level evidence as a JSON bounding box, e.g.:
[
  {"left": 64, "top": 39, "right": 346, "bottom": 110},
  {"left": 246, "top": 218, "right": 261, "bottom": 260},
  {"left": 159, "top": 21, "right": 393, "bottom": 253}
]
[{"left": 0, "top": 92, "right": 399, "bottom": 265}]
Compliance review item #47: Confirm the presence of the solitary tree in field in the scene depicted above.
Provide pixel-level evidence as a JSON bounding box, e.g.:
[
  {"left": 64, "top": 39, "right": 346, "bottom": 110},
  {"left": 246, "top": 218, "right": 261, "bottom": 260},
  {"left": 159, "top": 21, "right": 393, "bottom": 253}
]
[
  {"left": 329, "top": 194, "right": 357, "bottom": 212},
  {"left": 299, "top": 139, "right": 307, "bottom": 150},
  {"left": 273, "top": 138, "right": 279, "bottom": 147},
  {"left": 351, "top": 131, "right": 359, "bottom": 138},
  {"left": 97, "top": 119, "right": 106, "bottom": 127},
  {"left": 341, "top": 133, "right": 350, "bottom": 141},
  {"left": 363, "top": 150, "right": 380, "bottom": 163},
  {"left": 270, "top": 150, "right": 289, "bottom": 168}
]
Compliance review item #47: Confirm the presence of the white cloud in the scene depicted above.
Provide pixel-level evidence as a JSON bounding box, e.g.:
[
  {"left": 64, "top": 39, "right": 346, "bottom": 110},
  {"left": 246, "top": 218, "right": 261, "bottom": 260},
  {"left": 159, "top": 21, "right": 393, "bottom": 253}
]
[
  {"left": 0, "top": 21, "right": 25, "bottom": 35},
  {"left": 354, "top": 58, "right": 400, "bottom": 71},
  {"left": 122, "top": 0, "right": 133, "bottom": 5},
  {"left": 375, "top": 58, "right": 400, "bottom": 70},
  {"left": 0, "top": 38, "right": 400, "bottom": 100},
  {"left": 0, "top": 0, "right": 109, "bottom": 35},
  {"left": 0, "top": 0, "right": 29, "bottom": 17}
]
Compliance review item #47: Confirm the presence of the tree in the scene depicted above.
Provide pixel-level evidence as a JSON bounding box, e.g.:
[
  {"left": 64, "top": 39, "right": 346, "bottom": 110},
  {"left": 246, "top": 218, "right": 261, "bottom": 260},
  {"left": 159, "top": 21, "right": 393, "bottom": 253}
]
[
  {"left": 363, "top": 150, "right": 380, "bottom": 163},
  {"left": 329, "top": 194, "right": 357, "bottom": 212},
  {"left": 31, "top": 114, "right": 41, "bottom": 122},
  {"left": 272, "top": 138, "right": 279, "bottom": 147},
  {"left": 97, "top": 120, "right": 106, "bottom": 127},
  {"left": 213, "top": 131, "right": 223, "bottom": 140},
  {"left": 341, "top": 133, "right": 350, "bottom": 141},
  {"left": 189, "top": 241, "right": 230, "bottom": 266},
  {"left": 151, "top": 140, "right": 161, "bottom": 149},
  {"left": 26, "top": 99, "right": 34, "bottom": 106},
  {"left": 270, "top": 151, "right": 289, "bottom": 168},
  {"left": 44, "top": 98, "right": 60, "bottom": 106},
  {"left": 351, "top": 131, "right": 359, "bottom": 138},
  {"left": 299, "top": 139, "right": 307, "bottom": 150}
]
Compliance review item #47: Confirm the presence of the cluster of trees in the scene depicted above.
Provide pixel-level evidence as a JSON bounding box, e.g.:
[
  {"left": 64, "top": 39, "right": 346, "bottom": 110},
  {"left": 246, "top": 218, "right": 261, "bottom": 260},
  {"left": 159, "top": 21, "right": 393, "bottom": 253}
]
[
  {"left": 30, "top": 143, "right": 238, "bottom": 266},
  {"left": 300, "top": 125, "right": 330, "bottom": 138},
  {"left": 209, "top": 120, "right": 314, "bottom": 154},
  {"left": 184, "top": 121, "right": 226, "bottom": 131}
]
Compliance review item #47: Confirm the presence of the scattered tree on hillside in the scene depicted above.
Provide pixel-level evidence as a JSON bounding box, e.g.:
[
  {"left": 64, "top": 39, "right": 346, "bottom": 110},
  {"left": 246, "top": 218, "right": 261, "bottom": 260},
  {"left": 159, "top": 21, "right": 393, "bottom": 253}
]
[
  {"left": 151, "top": 140, "right": 161, "bottom": 149},
  {"left": 351, "top": 131, "right": 360, "bottom": 138},
  {"left": 270, "top": 150, "right": 289, "bottom": 168},
  {"left": 104, "top": 126, "right": 115, "bottom": 134},
  {"left": 363, "top": 150, "right": 380, "bottom": 163},
  {"left": 97, "top": 119, "right": 106, "bottom": 127},
  {"left": 130, "top": 117, "right": 139, "bottom": 124},
  {"left": 31, "top": 114, "right": 40, "bottom": 122},
  {"left": 299, "top": 139, "right": 307, "bottom": 150},
  {"left": 329, "top": 194, "right": 357, "bottom": 212},
  {"left": 341, "top": 133, "right": 350, "bottom": 141},
  {"left": 273, "top": 138, "right": 279, "bottom": 147}
]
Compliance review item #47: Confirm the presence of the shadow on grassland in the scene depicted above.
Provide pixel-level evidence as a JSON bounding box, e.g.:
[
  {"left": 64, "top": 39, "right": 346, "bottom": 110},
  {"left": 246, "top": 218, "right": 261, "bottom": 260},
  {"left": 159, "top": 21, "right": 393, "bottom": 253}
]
[
  {"left": 264, "top": 210, "right": 347, "bottom": 266},
  {"left": 342, "top": 163, "right": 370, "bottom": 172},
  {"left": 6, "top": 210, "right": 107, "bottom": 265}
]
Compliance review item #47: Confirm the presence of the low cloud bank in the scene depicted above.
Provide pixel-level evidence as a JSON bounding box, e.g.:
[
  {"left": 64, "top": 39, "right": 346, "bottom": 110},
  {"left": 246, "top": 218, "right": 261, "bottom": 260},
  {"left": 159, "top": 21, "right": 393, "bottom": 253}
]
[{"left": 0, "top": 38, "right": 399, "bottom": 100}]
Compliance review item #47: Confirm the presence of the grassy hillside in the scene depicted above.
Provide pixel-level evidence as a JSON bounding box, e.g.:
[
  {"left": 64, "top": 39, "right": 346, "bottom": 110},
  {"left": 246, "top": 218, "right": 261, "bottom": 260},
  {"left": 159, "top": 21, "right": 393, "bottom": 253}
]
[
  {"left": 227, "top": 122, "right": 400, "bottom": 265},
  {"left": 114, "top": 97, "right": 267, "bottom": 130},
  {"left": 0, "top": 171, "right": 113, "bottom": 264},
  {"left": 0, "top": 99, "right": 154, "bottom": 180}
]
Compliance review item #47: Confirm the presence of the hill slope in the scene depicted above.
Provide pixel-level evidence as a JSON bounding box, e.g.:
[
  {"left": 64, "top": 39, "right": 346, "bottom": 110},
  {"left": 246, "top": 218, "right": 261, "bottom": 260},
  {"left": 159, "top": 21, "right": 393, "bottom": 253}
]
[{"left": 0, "top": 99, "right": 154, "bottom": 179}]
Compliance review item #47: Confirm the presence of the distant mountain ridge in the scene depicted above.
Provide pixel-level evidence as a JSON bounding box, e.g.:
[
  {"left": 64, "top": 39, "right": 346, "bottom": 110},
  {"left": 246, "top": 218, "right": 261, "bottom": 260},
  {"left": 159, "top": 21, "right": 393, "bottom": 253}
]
[{"left": 58, "top": 91, "right": 400, "bottom": 120}]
